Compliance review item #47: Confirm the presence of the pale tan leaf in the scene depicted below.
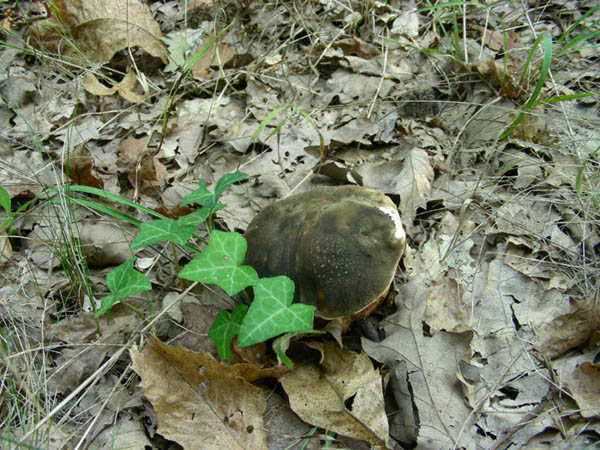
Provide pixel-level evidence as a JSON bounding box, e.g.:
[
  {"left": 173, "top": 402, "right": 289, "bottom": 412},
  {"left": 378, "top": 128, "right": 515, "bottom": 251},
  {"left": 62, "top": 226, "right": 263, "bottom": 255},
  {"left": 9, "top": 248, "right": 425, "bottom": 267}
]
[
  {"left": 566, "top": 362, "right": 600, "bottom": 418},
  {"left": 83, "top": 73, "right": 117, "bottom": 96},
  {"left": 54, "top": 0, "right": 167, "bottom": 63},
  {"left": 79, "top": 223, "right": 130, "bottom": 267},
  {"left": 280, "top": 341, "right": 391, "bottom": 449},
  {"left": 357, "top": 148, "right": 433, "bottom": 226},
  {"left": 395, "top": 148, "right": 434, "bottom": 223},
  {"left": 362, "top": 278, "right": 475, "bottom": 449},
  {"left": 0, "top": 235, "right": 12, "bottom": 262}
]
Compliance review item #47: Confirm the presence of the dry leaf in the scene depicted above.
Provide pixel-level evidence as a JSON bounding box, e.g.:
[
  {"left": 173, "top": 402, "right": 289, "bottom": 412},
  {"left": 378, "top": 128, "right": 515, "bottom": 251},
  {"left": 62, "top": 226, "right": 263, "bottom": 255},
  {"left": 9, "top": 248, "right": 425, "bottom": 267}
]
[
  {"left": 64, "top": 145, "right": 103, "bottom": 189},
  {"left": 53, "top": 0, "right": 167, "bottom": 63},
  {"left": 566, "top": 362, "right": 600, "bottom": 418},
  {"left": 0, "top": 235, "right": 13, "bottom": 263},
  {"left": 315, "top": 36, "right": 381, "bottom": 59},
  {"left": 280, "top": 341, "right": 391, "bottom": 449},
  {"left": 192, "top": 34, "right": 236, "bottom": 79},
  {"left": 118, "top": 135, "right": 148, "bottom": 171},
  {"left": 362, "top": 278, "right": 475, "bottom": 449},
  {"left": 535, "top": 306, "right": 600, "bottom": 359},
  {"left": 83, "top": 67, "right": 149, "bottom": 103},
  {"left": 357, "top": 148, "right": 433, "bottom": 226},
  {"left": 130, "top": 335, "right": 268, "bottom": 450},
  {"left": 80, "top": 223, "right": 130, "bottom": 267},
  {"left": 47, "top": 303, "right": 143, "bottom": 393}
]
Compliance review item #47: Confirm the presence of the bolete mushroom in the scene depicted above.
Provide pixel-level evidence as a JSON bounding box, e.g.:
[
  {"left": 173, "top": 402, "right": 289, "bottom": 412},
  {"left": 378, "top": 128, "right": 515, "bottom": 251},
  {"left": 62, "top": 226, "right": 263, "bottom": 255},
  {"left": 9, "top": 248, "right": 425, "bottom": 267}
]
[{"left": 244, "top": 185, "right": 406, "bottom": 320}]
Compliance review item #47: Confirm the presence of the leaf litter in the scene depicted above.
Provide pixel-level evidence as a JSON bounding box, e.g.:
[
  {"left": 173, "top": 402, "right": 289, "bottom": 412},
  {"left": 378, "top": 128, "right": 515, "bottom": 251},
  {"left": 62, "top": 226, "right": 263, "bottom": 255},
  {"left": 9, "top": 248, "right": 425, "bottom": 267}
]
[{"left": 1, "top": 0, "right": 599, "bottom": 449}]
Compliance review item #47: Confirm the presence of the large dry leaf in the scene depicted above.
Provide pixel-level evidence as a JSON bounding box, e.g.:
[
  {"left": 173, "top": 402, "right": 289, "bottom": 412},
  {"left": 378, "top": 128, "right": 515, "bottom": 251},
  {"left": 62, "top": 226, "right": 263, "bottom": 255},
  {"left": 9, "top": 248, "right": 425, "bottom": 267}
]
[
  {"left": 280, "top": 341, "right": 391, "bottom": 449},
  {"left": 64, "top": 146, "right": 103, "bottom": 189},
  {"left": 54, "top": 0, "right": 167, "bottom": 63},
  {"left": 130, "top": 335, "right": 268, "bottom": 450},
  {"left": 394, "top": 148, "right": 434, "bottom": 222},
  {"left": 362, "top": 278, "right": 475, "bottom": 449},
  {"left": 357, "top": 148, "right": 433, "bottom": 226}
]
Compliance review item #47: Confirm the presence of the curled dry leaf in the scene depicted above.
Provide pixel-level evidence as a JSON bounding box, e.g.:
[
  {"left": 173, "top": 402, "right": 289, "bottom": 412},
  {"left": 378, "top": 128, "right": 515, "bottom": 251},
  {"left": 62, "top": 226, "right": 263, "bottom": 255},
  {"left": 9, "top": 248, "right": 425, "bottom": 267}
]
[
  {"left": 64, "top": 145, "right": 103, "bottom": 189},
  {"left": 279, "top": 341, "right": 391, "bottom": 449},
  {"left": 83, "top": 66, "right": 149, "bottom": 103},
  {"left": 53, "top": 0, "right": 168, "bottom": 63}
]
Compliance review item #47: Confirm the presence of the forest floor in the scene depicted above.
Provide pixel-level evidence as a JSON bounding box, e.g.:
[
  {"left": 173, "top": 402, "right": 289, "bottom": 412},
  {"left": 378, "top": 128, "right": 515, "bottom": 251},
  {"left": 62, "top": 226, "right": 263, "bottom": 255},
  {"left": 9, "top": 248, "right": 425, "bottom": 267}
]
[{"left": 1, "top": 1, "right": 599, "bottom": 449}]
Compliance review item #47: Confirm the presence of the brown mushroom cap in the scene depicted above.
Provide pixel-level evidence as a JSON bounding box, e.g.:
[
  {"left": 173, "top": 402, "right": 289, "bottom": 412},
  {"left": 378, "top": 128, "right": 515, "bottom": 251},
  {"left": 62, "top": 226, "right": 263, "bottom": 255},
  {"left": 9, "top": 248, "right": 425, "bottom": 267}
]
[{"left": 244, "top": 185, "right": 406, "bottom": 319}]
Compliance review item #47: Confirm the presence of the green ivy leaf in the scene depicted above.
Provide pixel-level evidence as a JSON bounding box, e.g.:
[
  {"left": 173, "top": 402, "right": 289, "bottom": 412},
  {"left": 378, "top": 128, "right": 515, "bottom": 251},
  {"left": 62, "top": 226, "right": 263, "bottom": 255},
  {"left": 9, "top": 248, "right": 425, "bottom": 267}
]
[
  {"left": 130, "top": 218, "right": 197, "bottom": 250},
  {"left": 177, "top": 208, "right": 211, "bottom": 227},
  {"left": 208, "top": 304, "right": 248, "bottom": 360},
  {"left": 180, "top": 171, "right": 248, "bottom": 208},
  {"left": 180, "top": 179, "right": 216, "bottom": 208},
  {"left": 214, "top": 172, "right": 249, "bottom": 198},
  {"left": 95, "top": 258, "right": 152, "bottom": 317},
  {"left": 178, "top": 230, "right": 258, "bottom": 295},
  {"left": 237, "top": 276, "right": 314, "bottom": 348}
]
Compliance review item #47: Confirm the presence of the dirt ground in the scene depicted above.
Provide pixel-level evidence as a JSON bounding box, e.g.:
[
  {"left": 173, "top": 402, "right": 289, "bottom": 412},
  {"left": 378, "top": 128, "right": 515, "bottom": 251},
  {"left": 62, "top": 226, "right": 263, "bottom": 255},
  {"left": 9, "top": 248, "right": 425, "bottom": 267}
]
[{"left": 1, "top": 1, "right": 599, "bottom": 449}]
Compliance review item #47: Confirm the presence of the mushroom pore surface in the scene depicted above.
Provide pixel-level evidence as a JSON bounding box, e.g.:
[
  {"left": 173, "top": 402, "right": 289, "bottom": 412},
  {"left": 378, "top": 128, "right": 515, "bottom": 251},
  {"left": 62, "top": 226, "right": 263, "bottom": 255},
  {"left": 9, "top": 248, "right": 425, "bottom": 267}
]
[{"left": 244, "top": 185, "right": 406, "bottom": 319}]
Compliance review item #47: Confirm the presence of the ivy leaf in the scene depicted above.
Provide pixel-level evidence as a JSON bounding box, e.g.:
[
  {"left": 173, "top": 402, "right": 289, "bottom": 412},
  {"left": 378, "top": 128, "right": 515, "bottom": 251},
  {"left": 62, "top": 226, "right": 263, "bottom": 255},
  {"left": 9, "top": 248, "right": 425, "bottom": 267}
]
[
  {"left": 176, "top": 208, "right": 211, "bottom": 227},
  {"left": 95, "top": 258, "right": 151, "bottom": 317},
  {"left": 180, "top": 179, "right": 216, "bottom": 208},
  {"left": 178, "top": 230, "right": 258, "bottom": 295},
  {"left": 214, "top": 171, "right": 249, "bottom": 198},
  {"left": 208, "top": 304, "right": 248, "bottom": 360},
  {"left": 130, "top": 218, "right": 197, "bottom": 249},
  {"left": 238, "top": 276, "right": 314, "bottom": 348},
  {"left": 180, "top": 171, "right": 248, "bottom": 208}
]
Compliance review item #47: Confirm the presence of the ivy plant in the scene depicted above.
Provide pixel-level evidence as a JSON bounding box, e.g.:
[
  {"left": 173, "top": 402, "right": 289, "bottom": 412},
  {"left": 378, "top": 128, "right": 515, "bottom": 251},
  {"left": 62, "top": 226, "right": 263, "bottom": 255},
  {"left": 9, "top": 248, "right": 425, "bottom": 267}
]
[{"left": 89, "top": 171, "right": 315, "bottom": 367}]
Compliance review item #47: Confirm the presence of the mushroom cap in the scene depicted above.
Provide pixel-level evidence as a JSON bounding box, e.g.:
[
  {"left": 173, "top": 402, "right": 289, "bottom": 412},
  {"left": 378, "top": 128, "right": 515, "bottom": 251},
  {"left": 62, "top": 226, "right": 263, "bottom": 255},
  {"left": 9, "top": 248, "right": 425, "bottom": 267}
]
[{"left": 244, "top": 185, "right": 406, "bottom": 319}]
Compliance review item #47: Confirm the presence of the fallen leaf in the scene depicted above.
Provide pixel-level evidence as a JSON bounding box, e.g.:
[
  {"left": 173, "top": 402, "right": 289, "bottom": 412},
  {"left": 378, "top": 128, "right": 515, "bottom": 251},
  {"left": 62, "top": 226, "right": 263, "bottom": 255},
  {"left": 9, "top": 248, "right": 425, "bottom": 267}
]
[
  {"left": 192, "top": 34, "right": 237, "bottom": 79},
  {"left": 47, "top": 303, "right": 143, "bottom": 393},
  {"left": 566, "top": 362, "right": 600, "bottom": 418},
  {"left": 535, "top": 306, "right": 600, "bottom": 359},
  {"left": 79, "top": 223, "right": 131, "bottom": 267},
  {"left": 64, "top": 145, "right": 104, "bottom": 189},
  {"left": 130, "top": 335, "right": 268, "bottom": 450},
  {"left": 357, "top": 148, "right": 434, "bottom": 226},
  {"left": 280, "top": 341, "right": 391, "bottom": 448},
  {"left": 83, "top": 66, "right": 149, "bottom": 103},
  {"left": 362, "top": 278, "right": 475, "bottom": 449},
  {"left": 53, "top": 0, "right": 167, "bottom": 63}
]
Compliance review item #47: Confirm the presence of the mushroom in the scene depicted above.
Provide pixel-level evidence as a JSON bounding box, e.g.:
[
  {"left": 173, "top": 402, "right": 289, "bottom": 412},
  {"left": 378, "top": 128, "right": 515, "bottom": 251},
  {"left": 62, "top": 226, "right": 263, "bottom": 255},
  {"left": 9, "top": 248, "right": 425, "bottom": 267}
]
[{"left": 244, "top": 185, "right": 406, "bottom": 319}]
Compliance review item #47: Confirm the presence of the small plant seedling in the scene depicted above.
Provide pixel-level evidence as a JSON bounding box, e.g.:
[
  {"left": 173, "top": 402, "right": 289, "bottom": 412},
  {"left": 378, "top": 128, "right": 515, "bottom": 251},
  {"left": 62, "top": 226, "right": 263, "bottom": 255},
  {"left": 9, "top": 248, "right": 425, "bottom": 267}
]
[
  {"left": 75, "top": 171, "right": 315, "bottom": 367},
  {"left": 180, "top": 171, "right": 249, "bottom": 232},
  {"left": 95, "top": 258, "right": 152, "bottom": 318}
]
